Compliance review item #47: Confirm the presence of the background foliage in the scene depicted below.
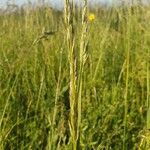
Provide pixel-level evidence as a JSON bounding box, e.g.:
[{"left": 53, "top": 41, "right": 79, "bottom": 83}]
[{"left": 0, "top": 2, "right": 150, "bottom": 149}]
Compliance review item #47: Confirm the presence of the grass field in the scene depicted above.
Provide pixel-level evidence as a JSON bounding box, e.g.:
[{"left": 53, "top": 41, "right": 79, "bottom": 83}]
[{"left": 0, "top": 1, "right": 150, "bottom": 149}]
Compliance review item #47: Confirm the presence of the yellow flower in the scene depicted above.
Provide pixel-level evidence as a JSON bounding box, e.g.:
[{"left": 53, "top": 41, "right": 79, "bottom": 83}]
[{"left": 88, "top": 13, "right": 95, "bottom": 21}]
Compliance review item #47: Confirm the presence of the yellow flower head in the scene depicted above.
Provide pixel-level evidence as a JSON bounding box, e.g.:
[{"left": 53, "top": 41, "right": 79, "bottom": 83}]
[{"left": 88, "top": 13, "right": 95, "bottom": 21}]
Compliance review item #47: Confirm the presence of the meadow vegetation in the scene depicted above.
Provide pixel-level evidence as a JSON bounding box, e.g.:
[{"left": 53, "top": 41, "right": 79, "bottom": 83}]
[{"left": 0, "top": 1, "right": 150, "bottom": 149}]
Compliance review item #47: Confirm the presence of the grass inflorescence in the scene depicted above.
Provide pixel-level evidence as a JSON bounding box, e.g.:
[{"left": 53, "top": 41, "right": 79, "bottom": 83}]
[{"left": 0, "top": 1, "right": 150, "bottom": 149}]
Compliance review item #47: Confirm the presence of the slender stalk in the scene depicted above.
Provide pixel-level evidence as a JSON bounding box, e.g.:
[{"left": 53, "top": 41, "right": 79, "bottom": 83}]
[
  {"left": 64, "top": 0, "right": 78, "bottom": 149},
  {"left": 51, "top": 48, "right": 63, "bottom": 147},
  {"left": 123, "top": 6, "right": 131, "bottom": 150},
  {"left": 77, "top": 0, "right": 88, "bottom": 146},
  {"left": 146, "top": 34, "right": 150, "bottom": 129},
  {"left": 146, "top": 38, "right": 150, "bottom": 150}
]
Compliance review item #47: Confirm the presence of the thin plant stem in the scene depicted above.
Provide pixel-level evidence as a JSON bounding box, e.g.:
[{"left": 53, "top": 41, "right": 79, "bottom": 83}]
[{"left": 64, "top": 0, "right": 78, "bottom": 149}]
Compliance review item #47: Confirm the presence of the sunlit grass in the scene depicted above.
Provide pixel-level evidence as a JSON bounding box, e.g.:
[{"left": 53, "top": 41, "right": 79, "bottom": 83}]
[{"left": 0, "top": 1, "right": 150, "bottom": 149}]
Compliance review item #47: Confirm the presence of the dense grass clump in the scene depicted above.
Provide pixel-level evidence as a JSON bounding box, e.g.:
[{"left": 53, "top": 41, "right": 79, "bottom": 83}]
[{"left": 0, "top": 2, "right": 150, "bottom": 149}]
